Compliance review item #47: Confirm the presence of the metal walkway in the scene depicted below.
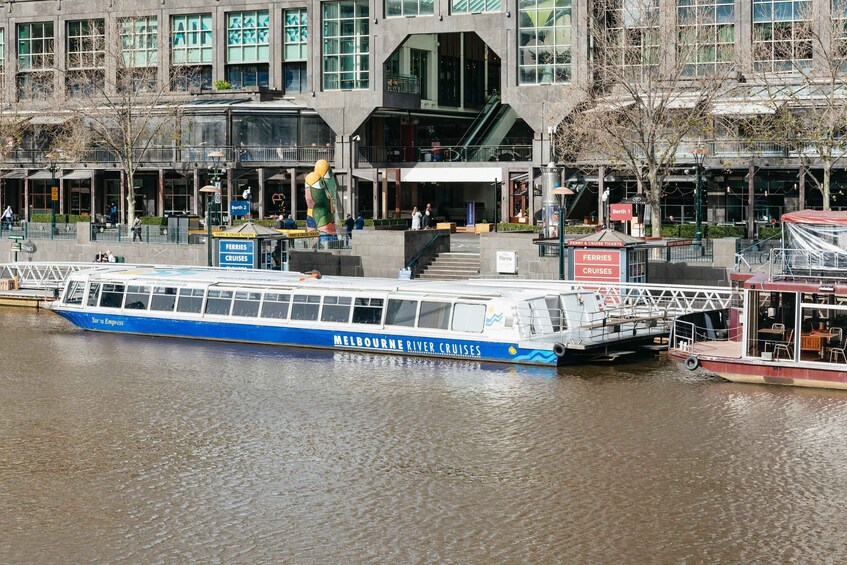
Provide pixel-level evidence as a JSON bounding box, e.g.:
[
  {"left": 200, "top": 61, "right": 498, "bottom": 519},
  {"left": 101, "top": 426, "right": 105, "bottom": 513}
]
[{"left": 0, "top": 262, "right": 97, "bottom": 290}]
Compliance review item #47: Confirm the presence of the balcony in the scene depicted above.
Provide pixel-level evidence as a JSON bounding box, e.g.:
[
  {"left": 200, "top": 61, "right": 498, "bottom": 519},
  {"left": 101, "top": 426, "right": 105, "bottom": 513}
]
[
  {"left": 358, "top": 144, "right": 532, "bottom": 165},
  {"left": 384, "top": 73, "right": 421, "bottom": 110}
]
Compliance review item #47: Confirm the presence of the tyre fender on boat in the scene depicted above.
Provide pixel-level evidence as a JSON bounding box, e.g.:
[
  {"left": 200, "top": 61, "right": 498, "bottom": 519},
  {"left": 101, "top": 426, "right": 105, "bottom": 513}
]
[
  {"left": 684, "top": 355, "right": 700, "bottom": 371},
  {"left": 553, "top": 343, "right": 567, "bottom": 358}
]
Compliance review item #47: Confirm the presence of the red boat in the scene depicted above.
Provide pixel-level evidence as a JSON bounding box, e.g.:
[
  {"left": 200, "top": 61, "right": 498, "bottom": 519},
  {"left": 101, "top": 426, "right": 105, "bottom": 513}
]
[{"left": 669, "top": 211, "right": 847, "bottom": 389}]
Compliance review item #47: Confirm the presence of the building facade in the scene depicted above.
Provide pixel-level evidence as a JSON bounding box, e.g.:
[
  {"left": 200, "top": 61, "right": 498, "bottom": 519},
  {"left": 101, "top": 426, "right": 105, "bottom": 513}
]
[{"left": 0, "top": 0, "right": 843, "bottom": 232}]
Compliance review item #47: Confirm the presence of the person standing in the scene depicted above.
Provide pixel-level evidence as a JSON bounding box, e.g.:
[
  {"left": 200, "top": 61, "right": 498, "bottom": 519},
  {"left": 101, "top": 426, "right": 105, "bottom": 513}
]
[
  {"left": 354, "top": 213, "right": 365, "bottom": 230},
  {"left": 422, "top": 203, "right": 433, "bottom": 229},
  {"left": 344, "top": 213, "right": 355, "bottom": 239},
  {"left": 283, "top": 214, "right": 296, "bottom": 229},
  {"left": 2, "top": 205, "right": 12, "bottom": 230},
  {"left": 132, "top": 216, "right": 142, "bottom": 242},
  {"left": 411, "top": 206, "right": 422, "bottom": 230}
]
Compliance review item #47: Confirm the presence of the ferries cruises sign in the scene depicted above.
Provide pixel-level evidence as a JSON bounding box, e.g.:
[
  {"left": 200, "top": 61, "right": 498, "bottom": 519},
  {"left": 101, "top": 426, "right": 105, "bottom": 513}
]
[
  {"left": 572, "top": 249, "right": 621, "bottom": 282},
  {"left": 219, "top": 240, "right": 255, "bottom": 268}
]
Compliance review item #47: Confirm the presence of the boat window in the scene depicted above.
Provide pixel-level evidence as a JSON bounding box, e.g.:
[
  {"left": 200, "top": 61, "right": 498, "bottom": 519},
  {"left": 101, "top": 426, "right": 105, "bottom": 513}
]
[
  {"left": 321, "top": 296, "right": 352, "bottom": 322},
  {"left": 291, "top": 294, "right": 320, "bottom": 321},
  {"left": 86, "top": 283, "right": 101, "bottom": 306},
  {"left": 176, "top": 288, "right": 204, "bottom": 314},
  {"left": 545, "top": 296, "right": 563, "bottom": 332},
  {"left": 352, "top": 297, "right": 384, "bottom": 324},
  {"left": 150, "top": 287, "right": 177, "bottom": 312},
  {"left": 99, "top": 284, "right": 125, "bottom": 309},
  {"left": 261, "top": 292, "right": 291, "bottom": 319},
  {"left": 385, "top": 299, "right": 417, "bottom": 327},
  {"left": 232, "top": 291, "right": 262, "bottom": 317},
  {"left": 452, "top": 303, "right": 485, "bottom": 333},
  {"left": 205, "top": 289, "right": 234, "bottom": 316},
  {"left": 125, "top": 285, "right": 151, "bottom": 310},
  {"left": 63, "top": 281, "right": 84, "bottom": 305},
  {"left": 419, "top": 301, "right": 451, "bottom": 330}
]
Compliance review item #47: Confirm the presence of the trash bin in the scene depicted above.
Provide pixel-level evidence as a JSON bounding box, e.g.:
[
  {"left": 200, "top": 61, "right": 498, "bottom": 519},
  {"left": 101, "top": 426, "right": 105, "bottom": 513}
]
[{"left": 167, "top": 215, "right": 200, "bottom": 243}]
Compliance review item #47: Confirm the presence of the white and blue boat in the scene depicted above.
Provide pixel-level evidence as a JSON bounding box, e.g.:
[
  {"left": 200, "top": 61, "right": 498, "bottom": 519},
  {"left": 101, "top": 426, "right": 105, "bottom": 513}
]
[{"left": 49, "top": 266, "right": 669, "bottom": 366}]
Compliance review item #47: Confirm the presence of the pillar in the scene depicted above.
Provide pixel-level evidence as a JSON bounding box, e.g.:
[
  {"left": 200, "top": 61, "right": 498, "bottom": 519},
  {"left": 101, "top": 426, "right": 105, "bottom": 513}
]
[
  {"left": 747, "top": 164, "right": 755, "bottom": 239},
  {"left": 598, "top": 165, "right": 606, "bottom": 227},
  {"left": 798, "top": 165, "right": 805, "bottom": 211},
  {"left": 23, "top": 177, "right": 29, "bottom": 221},
  {"left": 59, "top": 177, "right": 65, "bottom": 215},
  {"left": 258, "top": 167, "right": 266, "bottom": 220},
  {"left": 289, "top": 167, "right": 297, "bottom": 219},
  {"left": 226, "top": 167, "right": 233, "bottom": 224},
  {"left": 381, "top": 171, "right": 389, "bottom": 219},
  {"left": 193, "top": 167, "right": 200, "bottom": 215},
  {"left": 119, "top": 170, "right": 125, "bottom": 222},
  {"left": 373, "top": 170, "right": 380, "bottom": 219},
  {"left": 158, "top": 168, "right": 165, "bottom": 217}
]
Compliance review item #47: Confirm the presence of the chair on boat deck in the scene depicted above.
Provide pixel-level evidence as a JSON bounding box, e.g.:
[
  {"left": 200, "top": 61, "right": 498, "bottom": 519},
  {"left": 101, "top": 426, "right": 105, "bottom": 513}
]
[
  {"left": 829, "top": 335, "right": 847, "bottom": 364},
  {"left": 773, "top": 329, "right": 794, "bottom": 361},
  {"left": 772, "top": 323, "right": 785, "bottom": 331}
]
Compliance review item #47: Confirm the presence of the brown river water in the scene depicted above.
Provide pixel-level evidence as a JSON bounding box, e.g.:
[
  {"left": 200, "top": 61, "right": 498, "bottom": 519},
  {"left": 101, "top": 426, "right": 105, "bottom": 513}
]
[{"left": 3, "top": 308, "right": 847, "bottom": 563}]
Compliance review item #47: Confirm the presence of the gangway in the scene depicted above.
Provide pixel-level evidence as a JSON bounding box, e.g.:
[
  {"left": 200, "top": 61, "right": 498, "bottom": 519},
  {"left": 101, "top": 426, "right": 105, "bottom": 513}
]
[{"left": 0, "top": 262, "right": 101, "bottom": 290}]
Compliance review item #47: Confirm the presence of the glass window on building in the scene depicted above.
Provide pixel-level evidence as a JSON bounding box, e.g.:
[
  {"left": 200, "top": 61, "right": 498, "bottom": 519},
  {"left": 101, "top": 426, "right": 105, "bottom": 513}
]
[
  {"left": 836, "top": 0, "right": 847, "bottom": 55},
  {"left": 518, "top": 0, "right": 572, "bottom": 85},
  {"left": 226, "top": 64, "right": 269, "bottom": 88},
  {"left": 18, "top": 22, "right": 54, "bottom": 70},
  {"left": 322, "top": 1, "right": 370, "bottom": 90},
  {"left": 66, "top": 20, "right": 105, "bottom": 69},
  {"left": 601, "top": 0, "right": 660, "bottom": 80},
  {"left": 284, "top": 9, "right": 308, "bottom": 93},
  {"left": 753, "top": 0, "right": 812, "bottom": 72},
  {"left": 120, "top": 16, "right": 158, "bottom": 67},
  {"left": 387, "top": 0, "right": 434, "bottom": 17},
  {"left": 233, "top": 114, "right": 298, "bottom": 147},
  {"left": 678, "top": 0, "right": 735, "bottom": 77},
  {"left": 451, "top": 0, "right": 501, "bottom": 15},
  {"left": 172, "top": 13, "right": 213, "bottom": 65},
  {"left": 227, "top": 11, "right": 270, "bottom": 63}
]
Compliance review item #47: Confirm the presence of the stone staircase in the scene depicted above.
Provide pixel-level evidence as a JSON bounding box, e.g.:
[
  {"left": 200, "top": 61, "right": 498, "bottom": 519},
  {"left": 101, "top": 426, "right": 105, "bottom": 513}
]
[{"left": 417, "top": 252, "right": 480, "bottom": 280}]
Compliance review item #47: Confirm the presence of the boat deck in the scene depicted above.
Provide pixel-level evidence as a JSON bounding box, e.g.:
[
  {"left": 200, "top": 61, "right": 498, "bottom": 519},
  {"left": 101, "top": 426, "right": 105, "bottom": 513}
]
[{"left": 689, "top": 340, "right": 743, "bottom": 358}]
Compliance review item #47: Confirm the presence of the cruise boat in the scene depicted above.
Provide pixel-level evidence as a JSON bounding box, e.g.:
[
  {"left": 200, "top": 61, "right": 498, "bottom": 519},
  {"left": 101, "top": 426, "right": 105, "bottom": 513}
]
[
  {"left": 48, "top": 266, "right": 674, "bottom": 366},
  {"left": 670, "top": 211, "right": 847, "bottom": 389}
]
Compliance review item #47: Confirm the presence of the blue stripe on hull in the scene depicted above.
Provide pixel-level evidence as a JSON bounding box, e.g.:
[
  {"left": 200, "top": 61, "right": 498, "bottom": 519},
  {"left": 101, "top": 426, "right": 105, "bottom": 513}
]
[{"left": 55, "top": 310, "right": 559, "bottom": 366}]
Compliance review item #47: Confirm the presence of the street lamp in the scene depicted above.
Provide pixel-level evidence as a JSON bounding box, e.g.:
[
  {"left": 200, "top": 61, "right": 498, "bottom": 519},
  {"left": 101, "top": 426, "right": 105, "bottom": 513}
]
[
  {"left": 692, "top": 146, "right": 709, "bottom": 245},
  {"left": 45, "top": 150, "right": 60, "bottom": 239},
  {"left": 553, "top": 186, "right": 574, "bottom": 280},
  {"left": 199, "top": 184, "right": 221, "bottom": 267}
]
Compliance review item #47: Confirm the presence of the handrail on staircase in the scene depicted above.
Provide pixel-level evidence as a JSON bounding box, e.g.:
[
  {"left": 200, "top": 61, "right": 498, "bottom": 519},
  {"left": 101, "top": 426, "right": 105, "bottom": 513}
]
[{"left": 406, "top": 233, "right": 446, "bottom": 277}]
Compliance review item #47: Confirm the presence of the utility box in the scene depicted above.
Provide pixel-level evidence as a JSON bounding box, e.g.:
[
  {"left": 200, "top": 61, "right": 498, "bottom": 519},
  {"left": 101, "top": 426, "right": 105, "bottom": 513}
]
[{"left": 167, "top": 214, "right": 200, "bottom": 244}]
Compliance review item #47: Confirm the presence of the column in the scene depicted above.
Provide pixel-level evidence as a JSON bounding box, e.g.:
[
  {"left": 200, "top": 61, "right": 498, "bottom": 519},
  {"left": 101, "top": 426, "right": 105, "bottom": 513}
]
[
  {"left": 798, "top": 165, "right": 805, "bottom": 211},
  {"left": 747, "top": 164, "right": 755, "bottom": 239},
  {"left": 373, "top": 170, "right": 380, "bottom": 220},
  {"left": 226, "top": 167, "right": 233, "bottom": 224},
  {"left": 193, "top": 167, "right": 200, "bottom": 215},
  {"left": 118, "top": 170, "right": 125, "bottom": 222},
  {"left": 24, "top": 177, "right": 29, "bottom": 222},
  {"left": 59, "top": 177, "right": 65, "bottom": 215},
  {"left": 289, "top": 167, "right": 297, "bottom": 219},
  {"left": 381, "top": 171, "right": 388, "bottom": 219},
  {"left": 598, "top": 165, "right": 606, "bottom": 227},
  {"left": 258, "top": 167, "right": 266, "bottom": 220},
  {"left": 158, "top": 168, "right": 165, "bottom": 217}
]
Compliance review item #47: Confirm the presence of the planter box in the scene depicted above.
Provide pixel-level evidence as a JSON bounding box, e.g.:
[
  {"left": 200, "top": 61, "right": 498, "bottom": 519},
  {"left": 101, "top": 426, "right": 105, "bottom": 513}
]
[{"left": 437, "top": 222, "right": 457, "bottom": 233}]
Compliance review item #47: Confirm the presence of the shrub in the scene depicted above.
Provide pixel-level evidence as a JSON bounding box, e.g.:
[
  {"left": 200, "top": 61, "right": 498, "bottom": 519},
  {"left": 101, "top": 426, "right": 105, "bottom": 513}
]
[
  {"left": 140, "top": 216, "right": 166, "bottom": 226},
  {"left": 214, "top": 80, "right": 232, "bottom": 90}
]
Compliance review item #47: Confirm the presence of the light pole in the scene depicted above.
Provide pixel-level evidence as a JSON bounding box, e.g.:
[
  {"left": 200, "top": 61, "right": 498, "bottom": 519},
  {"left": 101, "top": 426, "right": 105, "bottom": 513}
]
[
  {"left": 553, "top": 187, "right": 574, "bottom": 280},
  {"left": 199, "top": 185, "right": 220, "bottom": 267},
  {"left": 208, "top": 150, "right": 225, "bottom": 227},
  {"left": 692, "top": 146, "right": 709, "bottom": 245},
  {"left": 46, "top": 150, "right": 60, "bottom": 239}
]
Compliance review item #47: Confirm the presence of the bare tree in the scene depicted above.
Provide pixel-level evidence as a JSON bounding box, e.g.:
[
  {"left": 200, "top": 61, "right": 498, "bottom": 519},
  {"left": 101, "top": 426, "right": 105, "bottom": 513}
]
[
  {"left": 57, "top": 13, "right": 186, "bottom": 226},
  {"left": 750, "top": 1, "right": 847, "bottom": 210},
  {"left": 560, "top": 0, "right": 733, "bottom": 233}
]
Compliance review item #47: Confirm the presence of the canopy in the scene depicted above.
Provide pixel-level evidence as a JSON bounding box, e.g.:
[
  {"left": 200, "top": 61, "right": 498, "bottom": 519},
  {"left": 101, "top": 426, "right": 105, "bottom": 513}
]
[{"left": 781, "top": 210, "right": 847, "bottom": 225}]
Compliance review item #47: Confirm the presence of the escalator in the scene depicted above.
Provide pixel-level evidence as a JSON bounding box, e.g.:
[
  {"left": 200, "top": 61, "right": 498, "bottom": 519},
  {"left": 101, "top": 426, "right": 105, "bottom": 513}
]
[{"left": 457, "top": 94, "right": 522, "bottom": 161}]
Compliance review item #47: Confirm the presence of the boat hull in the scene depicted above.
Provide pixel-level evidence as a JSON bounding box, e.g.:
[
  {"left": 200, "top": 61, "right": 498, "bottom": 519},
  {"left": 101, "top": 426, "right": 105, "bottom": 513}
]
[
  {"left": 55, "top": 310, "right": 561, "bottom": 366},
  {"left": 670, "top": 350, "right": 847, "bottom": 390}
]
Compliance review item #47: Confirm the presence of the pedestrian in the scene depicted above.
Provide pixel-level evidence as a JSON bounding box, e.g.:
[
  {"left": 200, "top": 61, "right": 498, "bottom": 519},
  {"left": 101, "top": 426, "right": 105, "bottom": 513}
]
[
  {"left": 132, "top": 216, "right": 142, "bottom": 242},
  {"left": 94, "top": 249, "right": 105, "bottom": 262},
  {"left": 411, "top": 206, "right": 422, "bottom": 230},
  {"left": 1, "top": 205, "right": 12, "bottom": 230},
  {"left": 354, "top": 212, "right": 364, "bottom": 230},
  {"left": 107, "top": 250, "right": 116, "bottom": 263},
  {"left": 274, "top": 214, "right": 283, "bottom": 229},
  {"left": 109, "top": 202, "right": 118, "bottom": 225},
  {"left": 344, "top": 213, "right": 355, "bottom": 243},
  {"left": 283, "top": 214, "right": 296, "bottom": 229},
  {"left": 422, "top": 203, "right": 433, "bottom": 229}
]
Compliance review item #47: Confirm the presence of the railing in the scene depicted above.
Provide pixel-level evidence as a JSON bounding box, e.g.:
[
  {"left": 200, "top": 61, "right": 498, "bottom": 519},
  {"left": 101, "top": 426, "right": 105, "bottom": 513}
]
[
  {"left": 406, "top": 232, "right": 447, "bottom": 277},
  {"left": 735, "top": 236, "right": 781, "bottom": 270},
  {"left": 769, "top": 248, "right": 847, "bottom": 279},
  {"left": 665, "top": 240, "right": 713, "bottom": 263},
  {"left": 287, "top": 234, "right": 351, "bottom": 251},
  {"left": 358, "top": 144, "right": 532, "bottom": 164},
  {"left": 385, "top": 73, "right": 420, "bottom": 95}
]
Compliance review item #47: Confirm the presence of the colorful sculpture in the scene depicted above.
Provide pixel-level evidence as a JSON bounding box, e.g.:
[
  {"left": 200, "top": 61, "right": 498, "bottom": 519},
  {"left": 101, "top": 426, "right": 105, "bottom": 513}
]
[{"left": 305, "top": 159, "right": 342, "bottom": 238}]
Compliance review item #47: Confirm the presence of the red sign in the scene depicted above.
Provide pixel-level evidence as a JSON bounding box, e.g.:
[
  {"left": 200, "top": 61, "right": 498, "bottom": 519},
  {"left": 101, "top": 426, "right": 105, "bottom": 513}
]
[
  {"left": 573, "top": 249, "right": 621, "bottom": 282},
  {"left": 609, "top": 203, "right": 633, "bottom": 221},
  {"left": 568, "top": 239, "right": 625, "bottom": 247}
]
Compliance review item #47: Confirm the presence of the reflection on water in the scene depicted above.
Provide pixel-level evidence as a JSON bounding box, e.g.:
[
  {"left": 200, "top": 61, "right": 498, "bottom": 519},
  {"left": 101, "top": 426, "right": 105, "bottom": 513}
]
[{"left": 3, "top": 309, "right": 847, "bottom": 563}]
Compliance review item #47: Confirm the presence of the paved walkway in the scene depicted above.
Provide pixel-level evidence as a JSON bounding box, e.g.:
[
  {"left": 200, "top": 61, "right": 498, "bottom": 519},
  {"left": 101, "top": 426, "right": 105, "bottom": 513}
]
[{"left": 450, "top": 232, "right": 480, "bottom": 253}]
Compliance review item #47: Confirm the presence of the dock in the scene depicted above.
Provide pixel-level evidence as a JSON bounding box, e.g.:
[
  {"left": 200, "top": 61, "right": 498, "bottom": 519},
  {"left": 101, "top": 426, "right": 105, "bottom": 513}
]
[{"left": 0, "top": 288, "right": 55, "bottom": 308}]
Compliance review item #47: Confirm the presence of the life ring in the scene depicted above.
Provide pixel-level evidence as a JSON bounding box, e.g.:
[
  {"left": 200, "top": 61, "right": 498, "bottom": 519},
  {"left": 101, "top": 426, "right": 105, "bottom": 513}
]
[
  {"left": 553, "top": 342, "right": 567, "bottom": 358},
  {"left": 684, "top": 355, "right": 700, "bottom": 371}
]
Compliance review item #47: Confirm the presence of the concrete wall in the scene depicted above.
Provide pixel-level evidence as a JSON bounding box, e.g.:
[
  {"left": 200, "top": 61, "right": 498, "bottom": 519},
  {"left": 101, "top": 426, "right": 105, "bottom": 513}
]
[
  {"left": 352, "top": 228, "right": 450, "bottom": 279},
  {"left": 479, "top": 232, "right": 559, "bottom": 279},
  {"left": 288, "top": 251, "right": 362, "bottom": 277}
]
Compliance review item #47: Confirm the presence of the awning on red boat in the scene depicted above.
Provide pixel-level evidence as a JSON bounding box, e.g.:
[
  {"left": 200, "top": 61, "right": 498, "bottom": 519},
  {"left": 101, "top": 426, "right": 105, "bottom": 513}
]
[{"left": 781, "top": 210, "right": 847, "bottom": 225}]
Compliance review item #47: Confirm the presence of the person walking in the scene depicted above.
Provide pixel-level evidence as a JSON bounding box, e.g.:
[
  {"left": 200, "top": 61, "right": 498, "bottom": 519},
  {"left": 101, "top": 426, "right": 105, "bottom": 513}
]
[
  {"left": 344, "top": 213, "right": 355, "bottom": 243},
  {"left": 411, "top": 206, "right": 422, "bottom": 230},
  {"left": 132, "top": 216, "right": 142, "bottom": 242},
  {"left": 2, "top": 205, "right": 12, "bottom": 230},
  {"left": 354, "top": 213, "right": 365, "bottom": 230}
]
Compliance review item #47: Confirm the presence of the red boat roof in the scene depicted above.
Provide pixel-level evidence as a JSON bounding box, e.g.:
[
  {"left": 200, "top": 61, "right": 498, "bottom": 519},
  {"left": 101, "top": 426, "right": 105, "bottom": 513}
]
[
  {"left": 743, "top": 272, "right": 847, "bottom": 293},
  {"left": 781, "top": 210, "right": 847, "bottom": 225}
]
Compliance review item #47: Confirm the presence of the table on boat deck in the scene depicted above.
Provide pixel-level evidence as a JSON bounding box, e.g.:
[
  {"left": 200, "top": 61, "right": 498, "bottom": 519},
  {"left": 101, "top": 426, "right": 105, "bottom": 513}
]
[
  {"left": 758, "top": 328, "right": 785, "bottom": 349},
  {"left": 801, "top": 332, "right": 838, "bottom": 359}
]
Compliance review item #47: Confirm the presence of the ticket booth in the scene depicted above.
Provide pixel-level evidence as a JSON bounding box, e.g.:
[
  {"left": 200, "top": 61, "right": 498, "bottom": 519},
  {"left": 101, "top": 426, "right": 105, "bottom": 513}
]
[
  {"left": 567, "top": 229, "right": 647, "bottom": 284},
  {"left": 213, "top": 221, "right": 288, "bottom": 270}
]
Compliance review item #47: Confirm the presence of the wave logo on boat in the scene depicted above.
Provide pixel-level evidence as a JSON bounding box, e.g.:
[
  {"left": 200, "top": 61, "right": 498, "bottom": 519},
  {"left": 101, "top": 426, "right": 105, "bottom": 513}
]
[
  {"left": 511, "top": 350, "right": 558, "bottom": 364},
  {"left": 485, "top": 311, "right": 504, "bottom": 327}
]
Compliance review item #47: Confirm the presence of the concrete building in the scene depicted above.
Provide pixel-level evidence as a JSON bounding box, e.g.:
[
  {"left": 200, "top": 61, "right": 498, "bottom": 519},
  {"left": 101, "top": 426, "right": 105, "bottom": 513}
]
[{"left": 0, "top": 0, "right": 844, "bottom": 231}]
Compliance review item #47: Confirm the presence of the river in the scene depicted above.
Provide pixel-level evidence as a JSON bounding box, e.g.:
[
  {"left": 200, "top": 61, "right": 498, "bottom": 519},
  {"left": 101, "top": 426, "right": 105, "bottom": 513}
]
[{"left": 3, "top": 308, "right": 847, "bottom": 563}]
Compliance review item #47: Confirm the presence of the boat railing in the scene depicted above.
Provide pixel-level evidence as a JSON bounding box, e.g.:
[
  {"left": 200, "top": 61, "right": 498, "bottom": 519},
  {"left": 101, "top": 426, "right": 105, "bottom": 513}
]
[{"left": 671, "top": 317, "right": 736, "bottom": 353}]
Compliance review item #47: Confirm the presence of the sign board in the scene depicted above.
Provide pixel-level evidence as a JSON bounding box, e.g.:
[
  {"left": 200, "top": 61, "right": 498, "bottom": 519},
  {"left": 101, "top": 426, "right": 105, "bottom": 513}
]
[
  {"left": 496, "top": 251, "right": 518, "bottom": 274},
  {"left": 218, "top": 239, "right": 255, "bottom": 269},
  {"left": 466, "top": 201, "right": 476, "bottom": 227},
  {"left": 398, "top": 268, "right": 413, "bottom": 280},
  {"left": 51, "top": 187, "right": 59, "bottom": 201},
  {"left": 609, "top": 203, "right": 633, "bottom": 221},
  {"left": 20, "top": 240, "right": 37, "bottom": 253},
  {"left": 214, "top": 192, "right": 222, "bottom": 204},
  {"left": 230, "top": 200, "right": 250, "bottom": 216},
  {"left": 573, "top": 249, "right": 621, "bottom": 282}
]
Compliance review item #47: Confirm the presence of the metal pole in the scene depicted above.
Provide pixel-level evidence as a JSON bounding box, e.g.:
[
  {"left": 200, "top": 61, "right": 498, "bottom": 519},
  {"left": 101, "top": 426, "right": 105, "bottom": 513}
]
[
  {"left": 206, "top": 194, "right": 212, "bottom": 267},
  {"left": 558, "top": 195, "right": 565, "bottom": 280},
  {"left": 695, "top": 162, "right": 703, "bottom": 245}
]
